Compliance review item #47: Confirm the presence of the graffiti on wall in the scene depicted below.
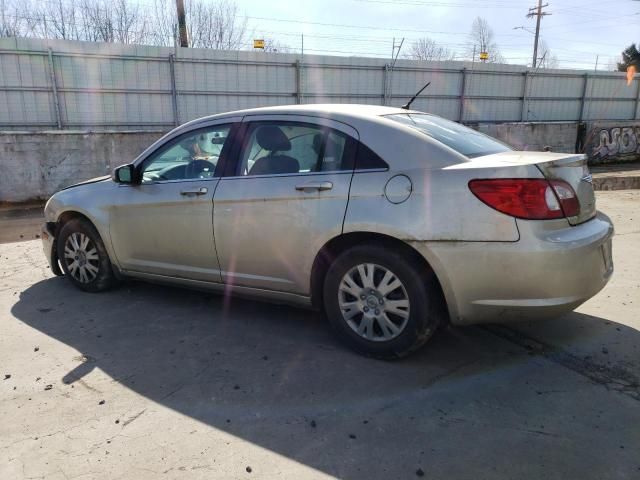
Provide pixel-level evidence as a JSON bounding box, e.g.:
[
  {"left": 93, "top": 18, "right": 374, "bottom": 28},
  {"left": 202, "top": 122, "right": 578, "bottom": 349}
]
[{"left": 589, "top": 125, "right": 640, "bottom": 161}]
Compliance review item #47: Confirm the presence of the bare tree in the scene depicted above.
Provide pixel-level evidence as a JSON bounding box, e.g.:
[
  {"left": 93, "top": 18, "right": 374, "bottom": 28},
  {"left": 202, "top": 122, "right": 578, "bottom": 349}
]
[
  {"left": 114, "top": 0, "right": 147, "bottom": 44},
  {"left": 537, "top": 40, "right": 558, "bottom": 69},
  {"left": 33, "top": 0, "right": 83, "bottom": 40},
  {"left": 79, "top": 0, "right": 115, "bottom": 42},
  {"left": 262, "top": 38, "right": 291, "bottom": 53},
  {"left": 186, "top": 0, "right": 247, "bottom": 50},
  {"left": 467, "top": 17, "right": 503, "bottom": 63},
  {"left": 2, "top": 0, "right": 247, "bottom": 49},
  {"left": 605, "top": 56, "right": 619, "bottom": 71},
  {"left": 1, "top": 0, "right": 22, "bottom": 37},
  {"left": 71, "top": 0, "right": 148, "bottom": 44},
  {"left": 147, "top": 0, "right": 177, "bottom": 46},
  {"left": 407, "top": 37, "right": 454, "bottom": 61}
]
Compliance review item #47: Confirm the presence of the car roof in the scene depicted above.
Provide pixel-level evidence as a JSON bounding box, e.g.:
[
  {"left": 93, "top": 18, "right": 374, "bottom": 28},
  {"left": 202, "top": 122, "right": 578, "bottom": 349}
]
[
  {"left": 182, "top": 104, "right": 421, "bottom": 128},
  {"left": 134, "top": 104, "right": 467, "bottom": 169}
]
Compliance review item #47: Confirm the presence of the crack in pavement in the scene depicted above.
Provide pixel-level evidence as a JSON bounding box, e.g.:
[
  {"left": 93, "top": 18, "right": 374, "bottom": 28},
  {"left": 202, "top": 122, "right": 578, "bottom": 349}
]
[
  {"left": 483, "top": 325, "right": 640, "bottom": 402},
  {"left": 122, "top": 408, "right": 146, "bottom": 428}
]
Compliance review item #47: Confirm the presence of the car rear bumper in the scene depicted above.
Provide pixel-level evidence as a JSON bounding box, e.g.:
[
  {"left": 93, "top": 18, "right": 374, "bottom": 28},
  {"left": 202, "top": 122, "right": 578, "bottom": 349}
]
[{"left": 410, "top": 212, "right": 614, "bottom": 326}]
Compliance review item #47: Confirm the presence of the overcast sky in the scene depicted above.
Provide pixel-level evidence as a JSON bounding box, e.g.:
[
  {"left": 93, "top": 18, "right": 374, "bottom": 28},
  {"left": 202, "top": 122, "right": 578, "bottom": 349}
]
[{"left": 239, "top": 0, "right": 639, "bottom": 70}]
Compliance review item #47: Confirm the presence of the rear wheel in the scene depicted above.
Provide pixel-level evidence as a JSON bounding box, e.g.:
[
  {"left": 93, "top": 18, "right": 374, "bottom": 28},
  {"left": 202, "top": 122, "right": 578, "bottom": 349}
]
[
  {"left": 323, "top": 244, "right": 443, "bottom": 359},
  {"left": 56, "top": 218, "right": 117, "bottom": 292}
]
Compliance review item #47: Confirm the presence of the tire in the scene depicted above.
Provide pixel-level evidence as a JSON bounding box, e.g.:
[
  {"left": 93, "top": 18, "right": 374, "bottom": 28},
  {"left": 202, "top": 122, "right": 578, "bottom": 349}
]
[
  {"left": 56, "top": 218, "right": 117, "bottom": 293},
  {"left": 323, "top": 244, "right": 443, "bottom": 359}
]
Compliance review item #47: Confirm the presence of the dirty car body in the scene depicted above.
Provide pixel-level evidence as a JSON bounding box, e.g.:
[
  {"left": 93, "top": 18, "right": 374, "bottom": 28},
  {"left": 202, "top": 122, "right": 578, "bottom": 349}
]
[{"left": 42, "top": 104, "right": 614, "bottom": 358}]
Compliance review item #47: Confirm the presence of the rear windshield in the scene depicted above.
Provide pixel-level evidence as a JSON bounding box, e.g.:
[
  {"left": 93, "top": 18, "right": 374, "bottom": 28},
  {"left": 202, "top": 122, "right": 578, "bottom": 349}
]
[{"left": 386, "top": 113, "right": 512, "bottom": 158}]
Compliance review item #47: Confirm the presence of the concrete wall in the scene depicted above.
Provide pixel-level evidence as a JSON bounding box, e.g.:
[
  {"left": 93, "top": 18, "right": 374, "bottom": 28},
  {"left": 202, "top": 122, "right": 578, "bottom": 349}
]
[
  {"left": 0, "top": 131, "right": 163, "bottom": 203},
  {"left": 2, "top": 121, "right": 638, "bottom": 203},
  {"left": 475, "top": 122, "right": 578, "bottom": 154},
  {"left": 584, "top": 121, "right": 640, "bottom": 164}
]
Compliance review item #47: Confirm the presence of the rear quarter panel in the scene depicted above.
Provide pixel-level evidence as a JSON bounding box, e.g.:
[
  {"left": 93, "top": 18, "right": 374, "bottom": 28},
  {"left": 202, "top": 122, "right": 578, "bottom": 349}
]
[{"left": 344, "top": 164, "right": 535, "bottom": 242}]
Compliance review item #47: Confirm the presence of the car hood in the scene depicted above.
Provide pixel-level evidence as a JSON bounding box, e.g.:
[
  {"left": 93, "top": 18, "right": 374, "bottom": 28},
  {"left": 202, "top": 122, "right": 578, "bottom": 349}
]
[{"left": 59, "top": 175, "right": 111, "bottom": 192}]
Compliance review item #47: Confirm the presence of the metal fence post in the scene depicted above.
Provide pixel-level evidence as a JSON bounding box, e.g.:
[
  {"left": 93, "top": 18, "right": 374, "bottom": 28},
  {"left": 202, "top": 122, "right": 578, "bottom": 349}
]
[
  {"left": 578, "top": 73, "right": 589, "bottom": 122},
  {"left": 521, "top": 71, "right": 529, "bottom": 122},
  {"left": 295, "top": 60, "right": 302, "bottom": 104},
  {"left": 634, "top": 76, "right": 640, "bottom": 120},
  {"left": 458, "top": 68, "right": 467, "bottom": 123},
  {"left": 388, "top": 65, "right": 394, "bottom": 106},
  {"left": 47, "top": 48, "right": 63, "bottom": 129},
  {"left": 169, "top": 54, "right": 179, "bottom": 126},
  {"left": 382, "top": 64, "right": 389, "bottom": 105}
]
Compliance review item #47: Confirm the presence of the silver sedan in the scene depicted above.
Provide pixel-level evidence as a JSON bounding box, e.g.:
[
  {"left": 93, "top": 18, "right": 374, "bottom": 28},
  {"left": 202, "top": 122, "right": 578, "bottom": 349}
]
[{"left": 41, "top": 104, "right": 614, "bottom": 358}]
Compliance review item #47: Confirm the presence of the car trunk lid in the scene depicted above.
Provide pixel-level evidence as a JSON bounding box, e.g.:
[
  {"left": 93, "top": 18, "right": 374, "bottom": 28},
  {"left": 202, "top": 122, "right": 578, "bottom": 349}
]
[{"left": 460, "top": 151, "right": 596, "bottom": 225}]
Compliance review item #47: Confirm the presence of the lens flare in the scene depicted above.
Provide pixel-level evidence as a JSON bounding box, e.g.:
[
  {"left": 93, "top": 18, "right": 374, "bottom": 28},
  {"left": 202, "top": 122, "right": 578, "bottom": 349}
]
[{"left": 627, "top": 65, "right": 637, "bottom": 86}]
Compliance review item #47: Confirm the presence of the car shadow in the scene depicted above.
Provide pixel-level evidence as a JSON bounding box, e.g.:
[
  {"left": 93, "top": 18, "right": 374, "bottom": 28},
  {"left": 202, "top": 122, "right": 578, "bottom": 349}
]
[{"left": 10, "top": 276, "right": 640, "bottom": 479}]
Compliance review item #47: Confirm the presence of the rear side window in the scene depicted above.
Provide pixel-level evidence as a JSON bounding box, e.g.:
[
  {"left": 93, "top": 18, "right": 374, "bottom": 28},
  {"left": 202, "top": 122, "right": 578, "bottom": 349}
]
[
  {"left": 355, "top": 142, "right": 389, "bottom": 170},
  {"left": 237, "top": 122, "right": 353, "bottom": 176},
  {"left": 386, "top": 113, "right": 512, "bottom": 158}
]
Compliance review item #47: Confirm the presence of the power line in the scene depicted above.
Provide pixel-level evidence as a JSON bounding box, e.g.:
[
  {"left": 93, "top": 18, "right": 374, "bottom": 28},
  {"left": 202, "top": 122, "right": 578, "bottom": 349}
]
[{"left": 353, "top": 0, "right": 522, "bottom": 8}]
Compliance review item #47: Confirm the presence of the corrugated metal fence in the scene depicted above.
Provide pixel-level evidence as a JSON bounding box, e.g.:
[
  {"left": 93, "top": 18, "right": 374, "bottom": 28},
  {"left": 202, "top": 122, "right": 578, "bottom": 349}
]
[{"left": 0, "top": 37, "right": 638, "bottom": 130}]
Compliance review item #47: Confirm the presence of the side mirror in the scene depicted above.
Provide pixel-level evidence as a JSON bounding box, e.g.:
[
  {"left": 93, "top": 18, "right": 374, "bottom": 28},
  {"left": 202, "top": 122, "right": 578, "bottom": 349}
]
[{"left": 112, "top": 164, "right": 137, "bottom": 184}]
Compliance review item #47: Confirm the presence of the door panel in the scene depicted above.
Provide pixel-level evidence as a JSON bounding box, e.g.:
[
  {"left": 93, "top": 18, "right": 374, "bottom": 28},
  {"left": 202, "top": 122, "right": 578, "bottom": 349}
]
[
  {"left": 213, "top": 116, "right": 358, "bottom": 295},
  {"left": 214, "top": 173, "right": 352, "bottom": 293},
  {"left": 109, "top": 180, "right": 221, "bottom": 281},
  {"left": 108, "top": 121, "right": 237, "bottom": 282}
]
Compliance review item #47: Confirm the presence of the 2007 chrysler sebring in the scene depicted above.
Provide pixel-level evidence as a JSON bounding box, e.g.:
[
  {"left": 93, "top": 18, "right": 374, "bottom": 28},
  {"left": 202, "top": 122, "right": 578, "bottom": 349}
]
[{"left": 41, "top": 104, "right": 614, "bottom": 358}]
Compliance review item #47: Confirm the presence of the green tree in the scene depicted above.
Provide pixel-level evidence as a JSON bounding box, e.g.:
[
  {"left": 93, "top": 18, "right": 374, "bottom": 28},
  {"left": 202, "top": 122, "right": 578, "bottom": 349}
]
[{"left": 617, "top": 43, "right": 640, "bottom": 72}]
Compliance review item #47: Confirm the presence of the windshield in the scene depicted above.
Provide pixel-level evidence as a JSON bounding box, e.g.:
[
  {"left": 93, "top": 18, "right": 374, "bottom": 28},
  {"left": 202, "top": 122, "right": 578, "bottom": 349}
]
[{"left": 386, "top": 113, "right": 513, "bottom": 159}]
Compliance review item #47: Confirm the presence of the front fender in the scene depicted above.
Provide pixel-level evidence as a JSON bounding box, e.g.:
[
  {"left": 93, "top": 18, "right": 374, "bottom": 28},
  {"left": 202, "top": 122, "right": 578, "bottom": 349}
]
[{"left": 44, "top": 180, "right": 121, "bottom": 271}]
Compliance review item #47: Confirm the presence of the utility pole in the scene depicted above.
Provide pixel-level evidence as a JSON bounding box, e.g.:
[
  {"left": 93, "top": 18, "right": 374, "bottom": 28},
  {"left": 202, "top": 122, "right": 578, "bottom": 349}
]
[
  {"left": 527, "top": 0, "right": 550, "bottom": 68},
  {"left": 176, "top": 0, "right": 188, "bottom": 48}
]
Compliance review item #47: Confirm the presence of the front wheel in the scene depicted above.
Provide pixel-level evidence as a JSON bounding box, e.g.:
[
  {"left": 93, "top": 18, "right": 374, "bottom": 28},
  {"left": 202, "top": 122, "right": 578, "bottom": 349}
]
[
  {"left": 323, "top": 244, "right": 443, "bottom": 359},
  {"left": 56, "top": 218, "right": 117, "bottom": 292}
]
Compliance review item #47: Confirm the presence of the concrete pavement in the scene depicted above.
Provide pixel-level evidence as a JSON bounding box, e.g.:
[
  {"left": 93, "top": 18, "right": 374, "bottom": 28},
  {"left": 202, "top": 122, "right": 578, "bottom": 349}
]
[
  {"left": 0, "top": 191, "right": 639, "bottom": 479},
  {"left": 0, "top": 203, "right": 44, "bottom": 244}
]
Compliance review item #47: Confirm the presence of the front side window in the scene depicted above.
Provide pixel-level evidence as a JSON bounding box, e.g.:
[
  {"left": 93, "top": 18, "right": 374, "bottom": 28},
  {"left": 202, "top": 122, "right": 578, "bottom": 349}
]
[
  {"left": 141, "top": 125, "right": 231, "bottom": 183},
  {"left": 385, "top": 113, "right": 512, "bottom": 159},
  {"left": 238, "top": 122, "right": 351, "bottom": 176}
]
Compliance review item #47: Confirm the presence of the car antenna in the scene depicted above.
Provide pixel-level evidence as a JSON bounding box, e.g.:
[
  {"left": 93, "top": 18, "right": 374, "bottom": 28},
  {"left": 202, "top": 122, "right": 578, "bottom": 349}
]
[{"left": 401, "top": 82, "right": 431, "bottom": 110}]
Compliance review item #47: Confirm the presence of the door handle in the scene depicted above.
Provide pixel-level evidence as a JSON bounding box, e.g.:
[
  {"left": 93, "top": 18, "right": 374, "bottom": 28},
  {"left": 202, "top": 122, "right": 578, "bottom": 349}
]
[
  {"left": 180, "top": 187, "right": 208, "bottom": 196},
  {"left": 295, "top": 181, "right": 333, "bottom": 192}
]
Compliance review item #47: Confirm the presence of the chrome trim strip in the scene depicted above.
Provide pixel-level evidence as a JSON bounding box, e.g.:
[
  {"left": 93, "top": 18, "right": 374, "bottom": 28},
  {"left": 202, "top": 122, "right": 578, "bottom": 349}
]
[
  {"left": 219, "top": 168, "right": 388, "bottom": 181},
  {"left": 118, "top": 177, "right": 221, "bottom": 187}
]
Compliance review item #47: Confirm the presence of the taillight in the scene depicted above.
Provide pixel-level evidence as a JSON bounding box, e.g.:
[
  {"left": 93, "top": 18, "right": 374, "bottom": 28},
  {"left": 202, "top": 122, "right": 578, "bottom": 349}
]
[
  {"left": 548, "top": 180, "right": 579, "bottom": 217},
  {"left": 468, "top": 179, "right": 579, "bottom": 220}
]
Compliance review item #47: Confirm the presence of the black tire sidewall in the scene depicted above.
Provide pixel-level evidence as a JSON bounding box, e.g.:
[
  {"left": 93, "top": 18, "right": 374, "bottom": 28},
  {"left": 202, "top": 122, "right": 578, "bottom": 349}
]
[
  {"left": 57, "top": 218, "right": 115, "bottom": 292},
  {"left": 323, "top": 244, "right": 440, "bottom": 359}
]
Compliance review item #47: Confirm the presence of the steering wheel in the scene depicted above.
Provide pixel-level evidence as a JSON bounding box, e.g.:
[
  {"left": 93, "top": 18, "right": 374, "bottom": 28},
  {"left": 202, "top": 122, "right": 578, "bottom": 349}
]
[{"left": 186, "top": 159, "right": 216, "bottom": 179}]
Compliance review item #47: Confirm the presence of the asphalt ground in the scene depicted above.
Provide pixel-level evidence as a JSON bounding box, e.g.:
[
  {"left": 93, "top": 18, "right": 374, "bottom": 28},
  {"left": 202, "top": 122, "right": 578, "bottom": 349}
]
[{"left": 0, "top": 190, "right": 638, "bottom": 479}]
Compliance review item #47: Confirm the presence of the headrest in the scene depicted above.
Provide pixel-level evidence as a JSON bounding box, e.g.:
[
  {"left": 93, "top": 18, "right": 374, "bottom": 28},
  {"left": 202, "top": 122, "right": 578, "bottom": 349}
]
[
  {"left": 312, "top": 132, "right": 341, "bottom": 157},
  {"left": 256, "top": 126, "right": 291, "bottom": 151},
  {"left": 249, "top": 155, "right": 300, "bottom": 175},
  {"left": 312, "top": 133, "right": 324, "bottom": 154}
]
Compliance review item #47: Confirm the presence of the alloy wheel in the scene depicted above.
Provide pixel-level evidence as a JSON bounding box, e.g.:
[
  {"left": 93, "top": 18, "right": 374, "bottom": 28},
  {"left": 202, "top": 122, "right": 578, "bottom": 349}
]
[
  {"left": 338, "top": 263, "right": 410, "bottom": 342},
  {"left": 63, "top": 232, "right": 100, "bottom": 284}
]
